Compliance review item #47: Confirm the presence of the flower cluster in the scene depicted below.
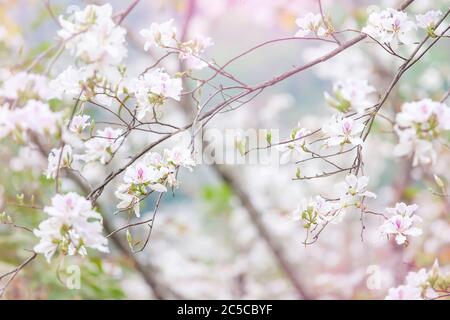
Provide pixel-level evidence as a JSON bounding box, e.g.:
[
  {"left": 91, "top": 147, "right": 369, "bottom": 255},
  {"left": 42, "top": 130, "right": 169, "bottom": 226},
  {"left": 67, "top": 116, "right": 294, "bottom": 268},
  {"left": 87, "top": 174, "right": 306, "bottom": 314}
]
[
  {"left": 362, "top": 8, "right": 416, "bottom": 45},
  {"left": 292, "top": 196, "right": 334, "bottom": 228},
  {"left": 337, "top": 174, "right": 376, "bottom": 208},
  {"left": 294, "top": 13, "right": 329, "bottom": 38},
  {"left": 324, "top": 79, "right": 376, "bottom": 114},
  {"left": 0, "top": 70, "right": 61, "bottom": 141},
  {"left": 49, "top": 65, "right": 92, "bottom": 100},
  {"left": 140, "top": 19, "right": 177, "bottom": 50},
  {"left": 58, "top": 4, "right": 127, "bottom": 66},
  {"left": 78, "top": 127, "right": 124, "bottom": 164},
  {"left": 0, "top": 99, "right": 61, "bottom": 140},
  {"left": 293, "top": 174, "right": 376, "bottom": 231},
  {"left": 50, "top": 4, "right": 129, "bottom": 105},
  {"left": 69, "top": 114, "right": 91, "bottom": 134},
  {"left": 178, "top": 35, "right": 214, "bottom": 70},
  {"left": 140, "top": 19, "right": 213, "bottom": 70},
  {"left": 131, "top": 68, "right": 182, "bottom": 120},
  {"left": 379, "top": 202, "right": 422, "bottom": 246},
  {"left": 393, "top": 99, "right": 450, "bottom": 166},
  {"left": 386, "top": 261, "right": 449, "bottom": 299},
  {"left": 115, "top": 147, "right": 195, "bottom": 217},
  {"left": 0, "top": 71, "right": 52, "bottom": 102},
  {"left": 322, "top": 116, "right": 364, "bottom": 147},
  {"left": 34, "top": 192, "right": 109, "bottom": 262}
]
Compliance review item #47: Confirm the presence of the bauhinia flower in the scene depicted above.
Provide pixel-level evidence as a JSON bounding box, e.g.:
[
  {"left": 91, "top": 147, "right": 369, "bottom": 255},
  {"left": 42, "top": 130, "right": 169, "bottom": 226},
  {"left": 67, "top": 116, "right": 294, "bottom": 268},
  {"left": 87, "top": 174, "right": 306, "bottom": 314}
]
[
  {"left": 324, "top": 79, "right": 376, "bottom": 113},
  {"left": 164, "top": 146, "right": 196, "bottom": 171},
  {"left": 386, "top": 260, "right": 446, "bottom": 299},
  {"left": 337, "top": 174, "right": 376, "bottom": 208},
  {"left": 69, "top": 114, "right": 91, "bottom": 134},
  {"left": 115, "top": 184, "right": 141, "bottom": 218},
  {"left": 379, "top": 202, "right": 422, "bottom": 245},
  {"left": 78, "top": 127, "right": 124, "bottom": 164},
  {"left": 362, "top": 8, "right": 416, "bottom": 45},
  {"left": 292, "top": 196, "right": 334, "bottom": 228},
  {"left": 322, "top": 116, "right": 364, "bottom": 147},
  {"left": 385, "top": 285, "right": 422, "bottom": 300},
  {"left": 0, "top": 100, "right": 61, "bottom": 140},
  {"left": 0, "top": 72, "right": 51, "bottom": 101},
  {"left": 140, "top": 19, "right": 213, "bottom": 70},
  {"left": 34, "top": 192, "right": 109, "bottom": 262},
  {"left": 278, "top": 123, "right": 311, "bottom": 164},
  {"left": 295, "top": 13, "right": 328, "bottom": 37},
  {"left": 49, "top": 66, "right": 91, "bottom": 100},
  {"left": 416, "top": 10, "right": 442, "bottom": 31},
  {"left": 132, "top": 68, "right": 182, "bottom": 120},
  {"left": 393, "top": 99, "right": 450, "bottom": 166},
  {"left": 115, "top": 146, "right": 195, "bottom": 217},
  {"left": 394, "top": 128, "right": 436, "bottom": 166},
  {"left": 57, "top": 4, "right": 127, "bottom": 66},
  {"left": 140, "top": 19, "right": 178, "bottom": 50},
  {"left": 45, "top": 145, "right": 73, "bottom": 179},
  {"left": 178, "top": 35, "right": 214, "bottom": 70}
]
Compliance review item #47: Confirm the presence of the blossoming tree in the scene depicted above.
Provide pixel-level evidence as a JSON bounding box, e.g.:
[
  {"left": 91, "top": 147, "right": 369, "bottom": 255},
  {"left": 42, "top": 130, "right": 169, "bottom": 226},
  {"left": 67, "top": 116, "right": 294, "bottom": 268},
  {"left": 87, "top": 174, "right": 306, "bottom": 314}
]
[{"left": 0, "top": 0, "right": 449, "bottom": 299}]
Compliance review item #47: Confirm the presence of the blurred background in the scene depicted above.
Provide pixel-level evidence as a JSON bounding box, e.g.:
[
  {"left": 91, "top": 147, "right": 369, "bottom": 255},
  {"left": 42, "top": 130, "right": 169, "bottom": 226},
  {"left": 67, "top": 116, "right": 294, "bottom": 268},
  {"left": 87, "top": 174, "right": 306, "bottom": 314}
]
[{"left": 0, "top": 0, "right": 449, "bottom": 299}]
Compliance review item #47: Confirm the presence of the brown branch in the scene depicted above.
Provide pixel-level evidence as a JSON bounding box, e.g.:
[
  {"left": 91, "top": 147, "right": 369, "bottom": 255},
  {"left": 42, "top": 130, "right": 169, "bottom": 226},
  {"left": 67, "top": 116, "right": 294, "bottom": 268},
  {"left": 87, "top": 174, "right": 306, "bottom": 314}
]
[
  {"left": 215, "top": 165, "right": 313, "bottom": 299},
  {"left": 115, "top": 0, "right": 141, "bottom": 25},
  {"left": 0, "top": 252, "right": 37, "bottom": 297}
]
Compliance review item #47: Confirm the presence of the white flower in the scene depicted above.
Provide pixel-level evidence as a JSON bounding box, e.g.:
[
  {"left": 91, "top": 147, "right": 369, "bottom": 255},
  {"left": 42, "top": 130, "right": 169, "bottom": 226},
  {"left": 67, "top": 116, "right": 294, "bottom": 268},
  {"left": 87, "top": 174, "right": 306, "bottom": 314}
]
[
  {"left": 115, "top": 184, "right": 141, "bottom": 217},
  {"left": 49, "top": 66, "right": 91, "bottom": 100},
  {"left": 405, "top": 269, "right": 429, "bottom": 287},
  {"left": 386, "top": 261, "right": 448, "bottom": 300},
  {"left": 179, "top": 35, "right": 214, "bottom": 70},
  {"left": 79, "top": 127, "right": 124, "bottom": 164},
  {"left": 140, "top": 20, "right": 212, "bottom": 70},
  {"left": 337, "top": 174, "right": 376, "bottom": 208},
  {"left": 362, "top": 8, "right": 416, "bottom": 45},
  {"left": 133, "top": 68, "right": 182, "bottom": 120},
  {"left": 45, "top": 145, "right": 73, "bottom": 179},
  {"left": 69, "top": 114, "right": 90, "bottom": 134},
  {"left": 124, "top": 162, "right": 166, "bottom": 186},
  {"left": 140, "top": 19, "right": 177, "bottom": 50},
  {"left": 21, "top": 100, "right": 61, "bottom": 136},
  {"left": 322, "top": 116, "right": 364, "bottom": 147},
  {"left": 295, "top": 13, "right": 327, "bottom": 37},
  {"left": 396, "top": 99, "right": 450, "bottom": 129},
  {"left": 164, "top": 146, "right": 196, "bottom": 171},
  {"left": 0, "top": 101, "right": 60, "bottom": 140},
  {"left": 278, "top": 125, "right": 310, "bottom": 164},
  {"left": 143, "top": 151, "right": 164, "bottom": 167},
  {"left": 115, "top": 146, "right": 195, "bottom": 216},
  {"left": 324, "top": 79, "right": 376, "bottom": 113},
  {"left": 379, "top": 202, "right": 422, "bottom": 245},
  {"left": 416, "top": 10, "right": 442, "bottom": 29},
  {"left": 292, "top": 196, "right": 334, "bottom": 227},
  {"left": 34, "top": 192, "right": 108, "bottom": 262},
  {"left": 394, "top": 99, "right": 450, "bottom": 166},
  {"left": 393, "top": 128, "right": 436, "bottom": 166},
  {"left": 385, "top": 202, "right": 418, "bottom": 217},
  {"left": 0, "top": 72, "right": 51, "bottom": 101},
  {"left": 58, "top": 4, "right": 127, "bottom": 66},
  {"left": 385, "top": 285, "right": 422, "bottom": 300}
]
